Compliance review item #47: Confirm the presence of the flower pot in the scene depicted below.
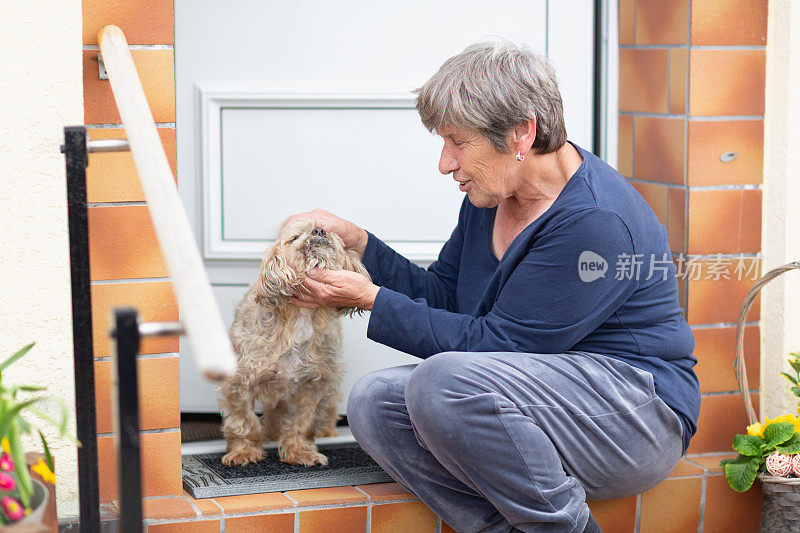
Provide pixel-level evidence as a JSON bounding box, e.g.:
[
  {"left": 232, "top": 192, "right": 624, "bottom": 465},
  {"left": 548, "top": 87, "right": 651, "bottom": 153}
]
[{"left": 3, "top": 478, "right": 49, "bottom": 528}]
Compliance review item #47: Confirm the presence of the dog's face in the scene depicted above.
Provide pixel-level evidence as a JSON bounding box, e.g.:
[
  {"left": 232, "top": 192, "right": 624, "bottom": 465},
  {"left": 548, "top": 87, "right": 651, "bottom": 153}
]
[{"left": 253, "top": 219, "right": 369, "bottom": 310}]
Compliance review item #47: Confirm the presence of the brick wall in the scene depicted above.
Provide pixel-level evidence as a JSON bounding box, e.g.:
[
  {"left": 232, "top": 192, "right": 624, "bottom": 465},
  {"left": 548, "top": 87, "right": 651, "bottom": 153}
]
[
  {"left": 618, "top": 0, "right": 767, "bottom": 527},
  {"left": 619, "top": 0, "right": 765, "bottom": 449},
  {"left": 82, "top": 0, "right": 182, "bottom": 504}
]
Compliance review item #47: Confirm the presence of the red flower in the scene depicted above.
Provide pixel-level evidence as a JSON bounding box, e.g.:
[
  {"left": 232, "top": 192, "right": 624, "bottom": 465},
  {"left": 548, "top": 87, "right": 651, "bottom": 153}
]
[
  {"left": 0, "top": 473, "right": 15, "bottom": 492},
  {"left": 1, "top": 496, "right": 24, "bottom": 521},
  {"left": 0, "top": 455, "right": 13, "bottom": 473}
]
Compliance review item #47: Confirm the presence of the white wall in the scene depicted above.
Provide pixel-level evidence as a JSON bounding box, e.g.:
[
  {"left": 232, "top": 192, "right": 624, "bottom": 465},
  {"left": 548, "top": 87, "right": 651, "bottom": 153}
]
[
  {"left": 761, "top": 0, "right": 800, "bottom": 419},
  {"left": 0, "top": 0, "right": 82, "bottom": 518}
]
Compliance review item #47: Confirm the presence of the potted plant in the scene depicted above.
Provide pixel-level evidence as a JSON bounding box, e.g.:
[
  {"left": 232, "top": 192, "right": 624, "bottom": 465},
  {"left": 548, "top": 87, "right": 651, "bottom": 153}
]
[
  {"left": 0, "top": 343, "right": 75, "bottom": 527},
  {"left": 723, "top": 349, "right": 800, "bottom": 531}
]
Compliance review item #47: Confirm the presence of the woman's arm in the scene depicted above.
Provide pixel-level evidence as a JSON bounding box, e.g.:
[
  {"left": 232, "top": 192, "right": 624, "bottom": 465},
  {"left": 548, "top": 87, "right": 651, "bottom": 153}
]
[
  {"left": 366, "top": 209, "right": 638, "bottom": 357},
  {"left": 360, "top": 228, "right": 463, "bottom": 312}
]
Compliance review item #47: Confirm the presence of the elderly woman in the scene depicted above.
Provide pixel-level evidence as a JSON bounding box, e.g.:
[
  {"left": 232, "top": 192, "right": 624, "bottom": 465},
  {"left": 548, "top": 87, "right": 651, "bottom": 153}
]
[{"left": 288, "top": 41, "right": 699, "bottom": 533}]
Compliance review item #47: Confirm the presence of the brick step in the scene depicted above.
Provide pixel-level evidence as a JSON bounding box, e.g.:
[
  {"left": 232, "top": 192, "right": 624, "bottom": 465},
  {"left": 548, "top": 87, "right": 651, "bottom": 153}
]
[{"left": 114, "top": 452, "right": 760, "bottom": 532}]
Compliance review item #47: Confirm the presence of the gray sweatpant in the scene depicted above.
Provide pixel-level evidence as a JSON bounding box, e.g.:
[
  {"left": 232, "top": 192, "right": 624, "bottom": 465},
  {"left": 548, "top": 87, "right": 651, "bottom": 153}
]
[{"left": 347, "top": 351, "right": 684, "bottom": 533}]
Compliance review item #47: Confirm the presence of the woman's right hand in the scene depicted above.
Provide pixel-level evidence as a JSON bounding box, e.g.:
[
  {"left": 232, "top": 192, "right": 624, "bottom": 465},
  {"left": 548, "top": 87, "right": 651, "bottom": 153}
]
[{"left": 285, "top": 209, "right": 369, "bottom": 257}]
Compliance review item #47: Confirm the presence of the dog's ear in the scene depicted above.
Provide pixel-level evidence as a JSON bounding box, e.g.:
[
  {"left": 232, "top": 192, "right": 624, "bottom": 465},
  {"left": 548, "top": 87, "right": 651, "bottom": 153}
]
[{"left": 254, "top": 243, "right": 298, "bottom": 308}]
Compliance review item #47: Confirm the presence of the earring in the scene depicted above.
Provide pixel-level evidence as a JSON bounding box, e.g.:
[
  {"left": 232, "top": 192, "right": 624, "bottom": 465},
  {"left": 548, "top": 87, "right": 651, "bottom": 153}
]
[{"left": 516, "top": 151, "right": 525, "bottom": 162}]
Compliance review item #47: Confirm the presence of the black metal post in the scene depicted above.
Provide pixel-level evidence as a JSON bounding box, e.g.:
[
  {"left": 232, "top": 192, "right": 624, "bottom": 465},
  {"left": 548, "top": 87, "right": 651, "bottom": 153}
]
[
  {"left": 593, "top": 0, "right": 604, "bottom": 157},
  {"left": 62, "top": 126, "right": 102, "bottom": 532},
  {"left": 111, "top": 308, "right": 143, "bottom": 533}
]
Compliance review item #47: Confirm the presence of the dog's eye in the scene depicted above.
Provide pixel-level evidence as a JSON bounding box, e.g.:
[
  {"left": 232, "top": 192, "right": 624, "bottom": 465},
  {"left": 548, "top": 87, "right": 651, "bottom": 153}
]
[{"left": 288, "top": 235, "right": 300, "bottom": 243}]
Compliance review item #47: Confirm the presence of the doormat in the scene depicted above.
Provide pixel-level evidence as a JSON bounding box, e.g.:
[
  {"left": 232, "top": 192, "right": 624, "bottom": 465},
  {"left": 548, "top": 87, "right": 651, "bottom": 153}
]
[
  {"left": 182, "top": 442, "right": 393, "bottom": 499},
  {"left": 181, "top": 419, "right": 223, "bottom": 443}
]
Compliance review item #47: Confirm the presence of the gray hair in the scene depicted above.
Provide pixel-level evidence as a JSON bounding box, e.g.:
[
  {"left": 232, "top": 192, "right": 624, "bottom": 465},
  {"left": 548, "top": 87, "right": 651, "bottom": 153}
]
[{"left": 414, "top": 40, "right": 567, "bottom": 155}]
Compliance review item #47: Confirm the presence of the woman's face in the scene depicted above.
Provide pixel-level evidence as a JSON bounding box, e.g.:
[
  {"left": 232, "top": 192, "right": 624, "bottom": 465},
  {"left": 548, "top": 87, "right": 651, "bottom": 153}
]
[{"left": 437, "top": 125, "right": 514, "bottom": 208}]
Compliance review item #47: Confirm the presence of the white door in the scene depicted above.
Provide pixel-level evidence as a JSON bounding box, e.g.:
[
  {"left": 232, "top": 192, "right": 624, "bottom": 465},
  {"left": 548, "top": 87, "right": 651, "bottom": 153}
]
[{"left": 175, "top": 0, "right": 596, "bottom": 412}]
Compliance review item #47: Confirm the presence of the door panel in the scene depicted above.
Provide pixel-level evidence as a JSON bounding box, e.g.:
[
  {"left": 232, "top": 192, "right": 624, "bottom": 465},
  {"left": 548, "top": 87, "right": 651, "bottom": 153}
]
[{"left": 176, "top": 0, "right": 595, "bottom": 412}]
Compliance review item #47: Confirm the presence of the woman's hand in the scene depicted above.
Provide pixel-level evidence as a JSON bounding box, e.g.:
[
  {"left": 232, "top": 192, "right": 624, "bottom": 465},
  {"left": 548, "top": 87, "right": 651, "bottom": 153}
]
[
  {"left": 286, "top": 209, "right": 369, "bottom": 257},
  {"left": 289, "top": 268, "right": 380, "bottom": 310}
]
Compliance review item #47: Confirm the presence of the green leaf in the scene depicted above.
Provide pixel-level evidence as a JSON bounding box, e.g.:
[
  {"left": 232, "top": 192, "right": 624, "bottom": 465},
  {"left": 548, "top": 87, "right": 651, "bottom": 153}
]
[
  {"left": 721, "top": 454, "right": 750, "bottom": 468},
  {"left": 38, "top": 430, "right": 54, "bottom": 472},
  {"left": 780, "top": 372, "right": 798, "bottom": 385},
  {"left": 777, "top": 434, "right": 800, "bottom": 454},
  {"left": 0, "top": 343, "right": 34, "bottom": 372},
  {"left": 725, "top": 459, "right": 761, "bottom": 493},
  {"left": 793, "top": 387, "right": 800, "bottom": 398},
  {"left": 15, "top": 385, "right": 47, "bottom": 393},
  {"left": 8, "top": 419, "right": 32, "bottom": 508},
  {"left": 0, "top": 397, "right": 49, "bottom": 440},
  {"left": 764, "top": 422, "right": 795, "bottom": 447},
  {"left": 789, "top": 360, "right": 800, "bottom": 375},
  {"left": 732, "top": 434, "right": 764, "bottom": 456},
  {"left": 16, "top": 415, "right": 31, "bottom": 435}
]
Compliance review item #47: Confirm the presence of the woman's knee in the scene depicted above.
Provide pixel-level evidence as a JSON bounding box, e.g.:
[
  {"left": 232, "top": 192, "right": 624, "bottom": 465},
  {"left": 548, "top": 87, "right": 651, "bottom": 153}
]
[
  {"left": 347, "top": 365, "right": 414, "bottom": 435},
  {"left": 406, "top": 352, "right": 479, "bottom": 426}
]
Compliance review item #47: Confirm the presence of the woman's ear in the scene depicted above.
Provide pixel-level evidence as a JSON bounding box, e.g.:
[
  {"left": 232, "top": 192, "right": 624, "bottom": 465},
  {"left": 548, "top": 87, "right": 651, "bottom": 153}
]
[
  {"left": 512, "top": 116, "right": 537, "bottom": 156},
  {"left": 254, "top": 244, "right": 298, "bottom": 308}
]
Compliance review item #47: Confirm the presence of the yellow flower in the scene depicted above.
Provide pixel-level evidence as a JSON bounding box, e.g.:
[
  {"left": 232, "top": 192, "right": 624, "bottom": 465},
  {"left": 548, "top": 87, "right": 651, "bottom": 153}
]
[
  {"left": 31, "top": 459, "right": 55, "bottom": 485},
  {"left": 0, "top": 439, "right": 9, "bottom": 455},
  {"left": 767, "top": 414, "right": 796, "bottom": 425},
  {"left": 750, "top": 415, "right": 800, "bottom": 438}
]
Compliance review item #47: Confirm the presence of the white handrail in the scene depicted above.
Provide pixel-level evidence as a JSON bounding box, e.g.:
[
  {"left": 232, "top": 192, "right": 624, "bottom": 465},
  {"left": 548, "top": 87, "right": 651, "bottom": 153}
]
[{"left": 98, "top": 25, "right": 236, "bottom": 380}]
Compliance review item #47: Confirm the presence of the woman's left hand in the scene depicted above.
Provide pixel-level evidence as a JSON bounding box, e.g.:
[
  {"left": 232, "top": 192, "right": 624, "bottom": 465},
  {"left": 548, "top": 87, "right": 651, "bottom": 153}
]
[{"left": 289, "top": 268, "right": 380, "bottom": 310}]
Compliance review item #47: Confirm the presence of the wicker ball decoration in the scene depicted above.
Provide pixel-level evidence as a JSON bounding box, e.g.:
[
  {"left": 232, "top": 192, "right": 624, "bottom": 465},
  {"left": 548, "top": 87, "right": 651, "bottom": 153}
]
[
  {"left": 768, "top": 452, "right": 794, "bottom": 477},
  {"left": 791, "top": 454, "right": 800, "bottom": 477}
]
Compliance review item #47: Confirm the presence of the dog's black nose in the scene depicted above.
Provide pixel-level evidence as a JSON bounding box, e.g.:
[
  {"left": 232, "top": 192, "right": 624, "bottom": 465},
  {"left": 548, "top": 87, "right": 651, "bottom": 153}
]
[{"left": 312, "top": 228, "right": 326, "bottom": 237}]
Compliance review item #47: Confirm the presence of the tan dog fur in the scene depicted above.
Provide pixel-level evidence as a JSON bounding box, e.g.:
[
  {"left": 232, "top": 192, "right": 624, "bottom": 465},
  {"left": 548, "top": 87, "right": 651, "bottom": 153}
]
[{"left": 219, "top": 219, "right": 369, "bottom": 467}]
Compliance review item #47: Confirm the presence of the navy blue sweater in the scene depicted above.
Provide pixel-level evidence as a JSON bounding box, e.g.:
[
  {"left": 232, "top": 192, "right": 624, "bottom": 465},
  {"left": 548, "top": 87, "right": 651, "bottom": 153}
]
[{"left": 362, "top": 143, "right": 700, "bottom": 452}]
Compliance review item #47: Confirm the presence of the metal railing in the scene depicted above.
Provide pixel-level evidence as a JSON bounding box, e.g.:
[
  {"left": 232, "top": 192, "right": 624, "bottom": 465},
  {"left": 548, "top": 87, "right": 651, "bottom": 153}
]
[{"left": 62, "top": 24, "right": 238, "bottom": 532}]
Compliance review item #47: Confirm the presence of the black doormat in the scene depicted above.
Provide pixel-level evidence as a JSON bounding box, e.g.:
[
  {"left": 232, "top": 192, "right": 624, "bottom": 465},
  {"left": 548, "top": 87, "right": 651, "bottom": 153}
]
[
  {"left": 181, "top": 413, "right": 224, "bottom": 443},
  {"left": 182, "top": 441, "right": 393, "bottom": 499},
  {"left": 181, "top": 419, "right": 223, "bottom": 443}
]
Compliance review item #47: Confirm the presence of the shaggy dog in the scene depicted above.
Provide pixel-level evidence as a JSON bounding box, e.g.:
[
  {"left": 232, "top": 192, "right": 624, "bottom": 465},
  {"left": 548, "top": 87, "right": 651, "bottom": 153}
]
[{"left": 219, "top": 219, "right": 369, "bottom": 467}]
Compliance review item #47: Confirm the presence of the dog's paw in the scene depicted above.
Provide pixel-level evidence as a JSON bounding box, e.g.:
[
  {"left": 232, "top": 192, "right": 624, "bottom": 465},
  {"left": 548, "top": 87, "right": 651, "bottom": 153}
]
[
  {"left": 280, "top": 446, "right": 329, "bottom": 467},
  {"left": 221, "top": 447, "right": 265, "bottom": 466},
  {"left": 297, "top": 451, "right": 329, "bottom": 467}
]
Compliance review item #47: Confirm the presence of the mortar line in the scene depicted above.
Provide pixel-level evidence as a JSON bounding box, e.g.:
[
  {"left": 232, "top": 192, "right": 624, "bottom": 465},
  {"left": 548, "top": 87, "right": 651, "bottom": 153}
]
[
  {"left": 282, "top": 493, "right": 300, "bottom": 533},
  {"left": 83, "top": 44, "right": 174, "bottom": 50},
  {"left": 700, "top": 389, "right": 759, "bottom": 397},
  {"left": 697, "top": 473, "right": 707, "bottom": 533},
  {"left": 85, "top": 123, "right": 176, "bottom": 128},
  {"left": 181, "top": 495, "right": 202, "bottom": 518},
  {"left": 87, "top": 202, "right": 148, "bottom": 207},
  {"left": 690, "top": 320, "right": 759, "bottom": 329},
  {"left": 619, "top": 44, "right": 764, "bottom": 50},
  {"left": 91, "top": 277, "right": 172, "bottom": 284},
  {"left": 94, "top": 353, "right": 179, "bottom": 362},
  {"left": 619, "top": 111, "right": 763, "bottom": 120}
]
